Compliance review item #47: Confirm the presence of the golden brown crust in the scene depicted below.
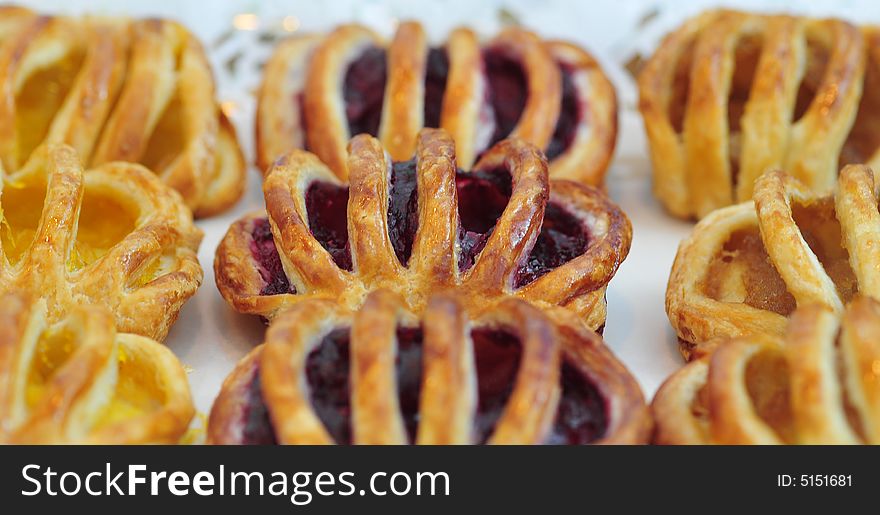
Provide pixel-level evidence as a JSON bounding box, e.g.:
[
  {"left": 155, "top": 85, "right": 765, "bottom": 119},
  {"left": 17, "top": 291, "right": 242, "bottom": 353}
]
[
  {"left": 257, "top": 21, "right": 616, "bottom": 185},
  {"left": 653, "top": 298, "right": 880, "bottom": 444},
  {"left": 208, "top": 289, "right": 650, "bottom": 445},
  {"left": 215, "top": 129, "right": 631, "bottom": 330},
  {"left": 0, "top": 144, "right": 203, "bottom": 341},
  {"left": 667, "top": 165, "right": 880, "bottom": 354},
  {"left": 0, "top": 8, "right": 245, "bottom": 217},
  {"left": 639, "top": 9, "right": 868, "bottom": 219},
  {"left": 0, "top": 291, "right": 193, "bottom": 444}
]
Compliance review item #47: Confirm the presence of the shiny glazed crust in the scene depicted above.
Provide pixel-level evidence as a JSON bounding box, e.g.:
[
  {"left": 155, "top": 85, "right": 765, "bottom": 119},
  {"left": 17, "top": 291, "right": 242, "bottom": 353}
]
[
  {"left": 207, "top": 289, "right": 650, "bottom": 445},
  {"left": 256, "top": 21, "right": 617, "bottom": 185},
  {"left": 667, "top": 165, "right": 880, "bottom": 358},
  {"left": 0, "top": 292, "right": 194, "bottom": 444},
  {"left": 0, "top": 145, "right": 203, "bottom": 341},
  {"left": 653, "top": 298, "right": 880, "bottom": 444},
  {"left": 215, "top": 129, "right": 631, "bottom": 330},
  {"left": 0, "top": 7, "right": 245, "bottom": 217},
  {"left": 639, "top": 10, "right": 872, "bottom": 219}
]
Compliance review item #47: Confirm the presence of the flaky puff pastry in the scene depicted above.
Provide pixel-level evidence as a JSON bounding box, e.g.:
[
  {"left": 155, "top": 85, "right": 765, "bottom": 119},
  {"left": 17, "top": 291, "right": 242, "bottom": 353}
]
[
  {"left": 654, "top": 298, "right": 880, "bottom": 444},
  {"left": 207, "top": 289, "right": 650, "bottom": 445},
  {"left": 0, "top": 292, "right": 194, "bottom": 444},
  {"left": 667, "top": 165, "right": 880, "bottom": 360},
  {"left": 638, "top": 10, "right": 880, "bottom": 219},
  {"left": 0, "top": 6, "right": 245, "bottom": 217},
  {"left": 0, "top": 144, "right": 203, "bottom": 341},
  {"left": 216, "top": 129, "right": 631, "bottom": 331},
  {"left": 256, "top": 21, "right": 616, "bottom": 185}
]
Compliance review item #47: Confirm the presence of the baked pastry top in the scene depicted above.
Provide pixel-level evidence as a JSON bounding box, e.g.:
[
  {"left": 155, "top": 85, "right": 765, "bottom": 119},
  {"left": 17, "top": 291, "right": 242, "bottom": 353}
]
[
  {"left": 216, "top": 129, "right": 631, "bottom": 331},
  {"left": 257, "top": 21, "right": 617, "bottom": 186},
  {"left": 0, "top": 144, "right": 203, "bottom": 341},
  {"left": 653, "top": 297, "right": 880, "bottom": 444},
  {"left": 0, "top": 291, "right": 194, "bottom": 444},
  {"left": 207, "top": 288, "right": 650, "bottom": 444},
  {"left": 667, "top": 165, "right": 880, "bottom": 360},
  {"left": 639, "top": 9, "right": 880, "bottom": 219},
  {"left": 0, "top": 6, "right": 246, "bottom": 217}
]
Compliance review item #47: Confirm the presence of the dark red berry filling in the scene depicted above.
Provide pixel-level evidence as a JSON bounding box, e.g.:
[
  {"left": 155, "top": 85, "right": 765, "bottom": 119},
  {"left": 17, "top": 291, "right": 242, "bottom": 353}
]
[
  {"left": 394, "top": 327, "right": 424, "bottom": 442},
  {"left": 472, "top": 328, "right": 522, "bottom": 443},
  {"left": 388, "top": 159, "right": 420, "bottom": 266},
  {"left": 250, "top": 218, "right": 295, "bottom": 296},
  {"left": 423, "top": 47, "right": 449, "bottom": 128},
  {"left": 305, "top": 181, "right": 353, "bottom": 271},
  {"left": 239, "top": 361, "right": 278, "bottom": 445},
  {"left": 545, "top": 65, "right": 580, "bottom": 160},
  {"left": 484, "top": 50, "right": 528, "bottom": 147},
  {"left": 455, "top": 167, "right": 512, "bottom": 272},
  {"left": 305, "top": 328, "right": 353, "bottom": 444},
  {"left": 343, "top": 46, "right": 387, "bottom": 137},
  {"left": 544, "top": 362, "right": 608, "bottom": 445},
  {"left": 513, "top": 202, "right": 590, "bottom": 288}
]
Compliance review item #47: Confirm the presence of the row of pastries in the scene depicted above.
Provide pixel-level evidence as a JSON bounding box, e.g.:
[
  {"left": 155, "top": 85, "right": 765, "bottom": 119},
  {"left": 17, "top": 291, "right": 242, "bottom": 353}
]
[{"left": 0, "top": 6, "right": 877, "bottom": 444}]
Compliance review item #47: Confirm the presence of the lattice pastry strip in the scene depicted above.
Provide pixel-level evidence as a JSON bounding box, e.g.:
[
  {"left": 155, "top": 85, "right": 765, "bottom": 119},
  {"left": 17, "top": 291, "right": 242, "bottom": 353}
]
[
  {"left": 639, "top": 9, "right": 880, "bottom": 219},
  {"left": 0, "top": 144, "right": 203, "bottom": 341},
  {"left": 215, "top": 129, "right": 631, "bottom": 330},
  {"left": 0, "top": 292, "right": 194, "bottom": 444},
  {"left": 653, "top": 298, "right": 880, "bottom": 444},
  {"left": 667, "top": 165, "right": 880, "bottom": 359},
  {"left": 0, "top": 6, "right": 245, "bottom": 217},
  {"left": 257, "top": 22, "right": 616, "bottom": 185},
  {"left": 207, "top": 289, "right": 650, "bottom": 445}
]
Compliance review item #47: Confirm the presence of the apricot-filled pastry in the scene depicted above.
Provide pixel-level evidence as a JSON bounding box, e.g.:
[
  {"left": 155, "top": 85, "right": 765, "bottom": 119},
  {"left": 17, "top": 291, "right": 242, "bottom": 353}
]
[
  {"left": 216, "top": 129, "right": 631, "bottom": 331},
  {"left": 653, "top": 297, "right": 880, "bottom": 444},
  {"left": 667, "top": 165, "right": 880, "bottom": 360},
  {"left": 639, "top": 9, "right": 880, "bottom": 219},
  {"left": 0, "top": 144, "right": 203, "bottom": 341},
  {"left": 257, "top": 21, "right": 616, "bottom": 185},
  {"left": 0, "top": 292, "right": 194, "bottom": 444},
  {"left": 207, "top": 289, "right": 650, "bottom": 444},
  {"left": 0, "top": 5, "right": 246, "bottom": 217}
]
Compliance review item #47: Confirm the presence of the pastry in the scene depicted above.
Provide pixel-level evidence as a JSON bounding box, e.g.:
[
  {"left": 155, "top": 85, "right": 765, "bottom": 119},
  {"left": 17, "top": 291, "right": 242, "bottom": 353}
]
[
  {"left": 638, "top": 9, "right": 880, "bottom": 219},
  {"left": 215, "top": 129, "right": 631, "bottom": 331},
  {"left": 257, "top": 22, "right": 616, "bottom": 186},
  {"left": 207, "top": 288, "right": 650, "bottom": 444},
  {"left": 653, "top": 297, "right": 880, "bottom": 444},
  {"left": 0, "top": 144, "right": 203, "bottom": 341},
  {"left": 0, "top": 291, "right": 194, "bottom": 444},
  {"left": 667, "top": 165, "right": 879, "bottom": 360},
  {"left": 0, "top": 6, "right": 246, "bottom": 217}
]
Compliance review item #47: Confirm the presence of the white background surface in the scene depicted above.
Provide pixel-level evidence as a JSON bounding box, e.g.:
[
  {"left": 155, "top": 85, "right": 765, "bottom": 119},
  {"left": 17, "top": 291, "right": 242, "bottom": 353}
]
[{"left": 20, "top": 0, "right": 880, "bottom": 427}]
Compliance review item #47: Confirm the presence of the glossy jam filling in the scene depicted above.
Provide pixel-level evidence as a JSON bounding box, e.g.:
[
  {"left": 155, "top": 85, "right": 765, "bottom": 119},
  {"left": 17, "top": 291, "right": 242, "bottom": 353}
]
[
  {"left": 545, "top": 66, "right": 580, "bottom": 160},
  {"left": 388, "top": 160, "right": 420, "bottom": 266},
  {"left": 240, "top": 363, "right": 278, "bottom": 445},
  {"left": 472, "top": 328, "right": 522, "bottom": 443},
  {"left": 484, "top": 50, "right": 527, "bottom": 146},
  {"left": 842, "top": 37, "right": 880, "bottom": 168},
  {"left": 249, "top": 218, "right": 295, "bottom": 296},
  {"left": 306, "top": 181, "right": 353, "bottom": 271},
  {"left": 513, "top": 203, "right": 589, "bottom": 288},
  {"left": 423, "top": 47, "right": 449, "bottom": 129},
  {"left": 455, "top": 168, "right": 513, "bottom": 272},
  {"left": 343, "top": 46, "right": 387, "bottom": 137},
  {"left": 545, "top": 362, "right": 608, "bottom": 444},
  {"left": 304, "top": 326, "right": 424, "bottom": 444}
]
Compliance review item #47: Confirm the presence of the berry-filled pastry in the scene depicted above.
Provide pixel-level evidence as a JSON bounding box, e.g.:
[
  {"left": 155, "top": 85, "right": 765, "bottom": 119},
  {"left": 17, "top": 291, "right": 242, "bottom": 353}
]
[
  {"left": 257, "top": 21, "right": 617, "bottom": 186},
  {"left": 639, "top": 9, "right": 880, "bottom": 219},
  {"left": 0, "top": 144, "right": 203, "bottom": 341},
  {"left": 667, "top": 165, "right": 880, "bottom": 360},
  {"left": 0, "top": 5, "right": 246, "bottom": 217},
  {"left": 653, "top": 297, "right": 880, "bottom": 444},
  {"left": 0, "top": 292, "right": 194, "bottom": 444},
  {"left": 215, "top": 129, "right": 631, "bottom": 332},
  {"left": 207, "top": 289, "right": 650, "bottom": 444}
]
